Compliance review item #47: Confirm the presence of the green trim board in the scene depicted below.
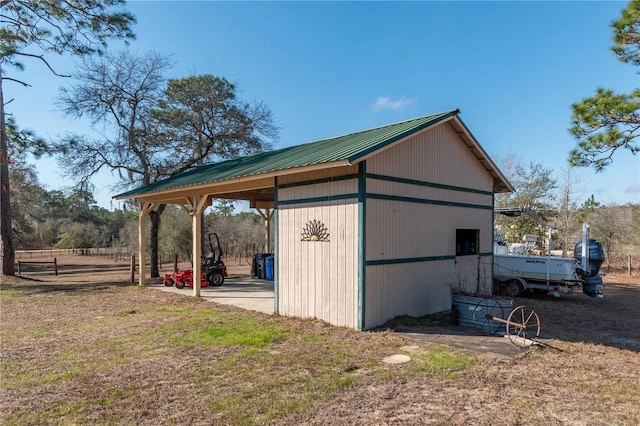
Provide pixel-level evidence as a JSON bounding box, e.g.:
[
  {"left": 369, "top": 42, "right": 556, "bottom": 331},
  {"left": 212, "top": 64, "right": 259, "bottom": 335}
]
[
  {"left": 277, "top": 193, "right": 358, "bottom": 206},
  {"left": 366, "top": 173, "right": 494, "bottom": 196},
  {"left": 366, "top": 193, "right": 493, "bottom": 211},
  {"left": 357, "top": 162, "right": 366, "bottom": 331},
  {"left": 277, "top": 174, "right": 359, "bottom": 189},
  {"left": 273, "top": 177, "right": 279, "bottom": 314},
  {"left": 366, "top": 255, "right": 456, "bottom": 266},
  {"left": 366, "top": 252, "right": 492, "bottom": 266}
]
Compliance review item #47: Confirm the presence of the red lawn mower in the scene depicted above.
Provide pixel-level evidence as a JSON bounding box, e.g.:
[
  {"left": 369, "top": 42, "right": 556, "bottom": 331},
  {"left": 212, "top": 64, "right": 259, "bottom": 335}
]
[{"left": 164, "top": 233, "right": 228, "bottom": 288}]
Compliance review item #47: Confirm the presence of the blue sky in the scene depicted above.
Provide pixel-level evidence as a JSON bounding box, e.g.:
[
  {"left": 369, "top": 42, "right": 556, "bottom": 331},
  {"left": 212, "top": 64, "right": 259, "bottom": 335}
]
[{"left": 5, "top": 0, "right": 640, "bottom": 209}]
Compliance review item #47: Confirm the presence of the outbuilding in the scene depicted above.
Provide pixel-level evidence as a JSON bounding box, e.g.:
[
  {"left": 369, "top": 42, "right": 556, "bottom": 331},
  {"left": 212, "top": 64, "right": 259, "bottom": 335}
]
[{"left": 115, "top": 109, "right": 512, "bottom": 330}]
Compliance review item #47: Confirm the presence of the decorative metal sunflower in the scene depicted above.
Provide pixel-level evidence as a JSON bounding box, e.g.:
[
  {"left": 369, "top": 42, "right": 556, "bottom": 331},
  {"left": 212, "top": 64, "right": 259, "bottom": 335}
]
[{"left": 301, "top": 219, "right": 330, "bottom": 242}]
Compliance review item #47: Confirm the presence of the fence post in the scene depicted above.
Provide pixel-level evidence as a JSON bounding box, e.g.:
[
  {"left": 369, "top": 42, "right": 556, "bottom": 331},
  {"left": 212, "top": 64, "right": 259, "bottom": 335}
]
[
  {"left": 130, "top": 255, "right": 136, "bottom": 283},
  {"left": 54, "top": 258, "right": 58, "bottom": 276},
  {"left": 174, "top": 255, "right": 178, "bottom": 272}
]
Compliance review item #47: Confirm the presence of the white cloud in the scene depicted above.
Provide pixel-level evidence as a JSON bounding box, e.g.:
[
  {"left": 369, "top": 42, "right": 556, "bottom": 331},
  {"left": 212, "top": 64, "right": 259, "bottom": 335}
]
[
  {"left": 625, "top": 183, "right": 640, "bottom": 193},
  {"left": 372, "top": 96, "right": 416, "bottom": 112}
]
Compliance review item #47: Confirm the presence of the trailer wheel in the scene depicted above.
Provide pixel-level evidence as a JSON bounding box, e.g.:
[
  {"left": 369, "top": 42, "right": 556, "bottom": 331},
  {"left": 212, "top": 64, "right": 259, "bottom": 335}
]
[
  {"left": 210, "top": 273, "right": 224, "bottom": 286},
  {"left": 175, "top": 280, "right": 185, "bottom": 289},
  {"left": 504, "top": 280, "right": 524, "bottom": 297}
]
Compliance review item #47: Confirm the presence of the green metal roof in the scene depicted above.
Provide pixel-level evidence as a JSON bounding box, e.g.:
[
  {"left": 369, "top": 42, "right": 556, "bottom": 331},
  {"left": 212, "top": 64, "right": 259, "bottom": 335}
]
[{"left": 115, "top": 109, "right": 500, "bottom": 199}]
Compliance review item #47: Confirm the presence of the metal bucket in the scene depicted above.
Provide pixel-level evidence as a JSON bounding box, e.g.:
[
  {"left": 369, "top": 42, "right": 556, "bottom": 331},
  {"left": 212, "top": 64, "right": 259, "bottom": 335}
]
[{"left": 451, "top": 294, "right": 513, "bottom": 332}]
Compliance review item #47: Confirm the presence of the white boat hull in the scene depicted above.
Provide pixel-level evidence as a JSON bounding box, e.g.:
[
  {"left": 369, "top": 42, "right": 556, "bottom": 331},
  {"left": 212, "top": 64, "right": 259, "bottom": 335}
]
[{"left": 494, "top": 254, "right": 579, "bottom": 283}]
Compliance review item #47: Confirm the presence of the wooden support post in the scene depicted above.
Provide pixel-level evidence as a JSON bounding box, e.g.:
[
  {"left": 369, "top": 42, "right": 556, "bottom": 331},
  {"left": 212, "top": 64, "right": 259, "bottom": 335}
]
[
  {"left": 192, "top": 207, "right": 202, "bottom": 297},
  {"left": 130, "top": 255, "right": 136, "bottom": 283},
  {"left": 53, "top": 257, "right": 57, "bottom": 276},
  {"left": 174, "top": 254, "right": 179, "bottom": 272},
  {"left": 186, "top": 195, "right": 211, "bottom": 297},
  {"left": 138, "top": 201, "right": 155, "bottom": 286}
]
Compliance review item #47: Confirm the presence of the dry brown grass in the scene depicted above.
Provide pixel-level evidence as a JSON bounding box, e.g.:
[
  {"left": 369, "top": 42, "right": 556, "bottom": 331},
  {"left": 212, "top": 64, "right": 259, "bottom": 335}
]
[{"left": 1, "top": 254, "right": 639, "bottom": 425}]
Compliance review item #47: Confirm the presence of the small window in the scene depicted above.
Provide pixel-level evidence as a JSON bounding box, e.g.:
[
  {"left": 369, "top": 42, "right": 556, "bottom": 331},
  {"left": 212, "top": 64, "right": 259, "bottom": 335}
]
[{"left": 456, "top": 229, "right": 479, "bottom": 256}]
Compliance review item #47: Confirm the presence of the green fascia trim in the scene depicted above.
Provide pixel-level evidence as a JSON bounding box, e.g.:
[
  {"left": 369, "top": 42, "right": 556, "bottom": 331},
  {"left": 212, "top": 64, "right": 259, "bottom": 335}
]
[
  {"left": 277, "top": 174, "right": 359, "bottom": 189},
  {"left": 277, "top": 193, "right": 358, "bottom": 206},
  {"left": 367, "top": 193, "right": 493, "bottom": 210},
  {"left": 357, "top": 162, "right": 367, "bottom": 331},
  {"left": 273, "top": 177, "right": 279, "bottom": 314},
  {"left": 366, "top": 173, "right": 494, "bottom": 196},
  {"left": 366, "top": 255, "right": 455, "bottom": 266},
  {"left": 346, "top": 110, "right": 459, "bottom": 163}
]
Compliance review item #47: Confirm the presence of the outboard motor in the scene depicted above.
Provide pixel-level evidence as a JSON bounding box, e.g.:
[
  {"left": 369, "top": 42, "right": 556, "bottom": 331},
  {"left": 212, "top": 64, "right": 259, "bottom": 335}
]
[{"left": 574, "top": 239, "right": 605, "bottom": 297}]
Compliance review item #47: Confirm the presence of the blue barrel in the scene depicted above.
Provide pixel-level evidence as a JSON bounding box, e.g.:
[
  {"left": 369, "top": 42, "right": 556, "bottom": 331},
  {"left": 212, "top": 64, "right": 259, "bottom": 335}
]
[{"left": 265, "top": 256, "right": 274, "bottom": 281}]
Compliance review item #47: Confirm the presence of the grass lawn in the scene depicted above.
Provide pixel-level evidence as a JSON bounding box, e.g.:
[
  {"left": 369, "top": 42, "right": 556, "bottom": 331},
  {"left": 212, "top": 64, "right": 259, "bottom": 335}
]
[{"left": 1, "top": 258, "right": 639, "bottom": 425}]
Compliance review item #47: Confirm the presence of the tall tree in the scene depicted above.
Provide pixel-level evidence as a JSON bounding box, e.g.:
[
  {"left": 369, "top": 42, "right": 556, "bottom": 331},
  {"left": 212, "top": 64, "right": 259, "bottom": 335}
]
[
  {"left": 152, "top": 74, "right": 278, "bottom": 256},
  {"left": 56, "top": 60, "right": 279, "bottom": 277},
  {"left": 151, "top": 74, "right": 278, "bottom": 172},
  {"left": 495, "top": 155, "right": 557, "bottom": 246},
  {"left": 1, "top": 0, "right": 135, "bottom": 275},
  {"left": 550, "top": 166, "right": 585, "bottom": 256},
  {"left": 569, "top": 1, "right": 640, "bottom": 170},
  {"left": 56, "top": 49, "right": 171, "bottom": 276}
]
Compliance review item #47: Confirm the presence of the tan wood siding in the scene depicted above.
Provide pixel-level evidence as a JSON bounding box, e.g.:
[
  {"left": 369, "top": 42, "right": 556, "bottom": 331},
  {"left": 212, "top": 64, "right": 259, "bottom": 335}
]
[
  {"left": 278, "top": 165, "right": 359, "bottom": 187},
  {"left": 366, "top": 123, "right": 493, "bottom": 191},
  {"left": 365, "top": 261, "right": 454, "bottom": 327},
  {"left": 366, "top": 200, "right": 492, "bottom": 261},
  {"left": 277, "top": 178, "right": 359, "bottom": 328},
  {"left": 363, "top": 123, "right": 495, "bottom": 329},
  {"left": 278, "top": 179, "right": 358, "bottom": 203}
]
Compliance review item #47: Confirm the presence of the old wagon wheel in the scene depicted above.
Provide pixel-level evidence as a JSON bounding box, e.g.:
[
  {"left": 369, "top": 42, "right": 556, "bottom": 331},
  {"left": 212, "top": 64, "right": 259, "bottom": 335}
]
[
  {"left": 472, "top": 298, "right": 506, "bottom": 335},
  {"left": 505, "top": 306, "right": 540, "bottom": 346}
]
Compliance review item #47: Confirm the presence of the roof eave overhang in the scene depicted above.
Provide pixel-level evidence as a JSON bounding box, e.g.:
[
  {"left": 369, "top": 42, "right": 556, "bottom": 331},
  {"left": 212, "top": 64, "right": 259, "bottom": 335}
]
[
  {"left": 113, "top": 159, "right": 353, "bottom": 203},
  {"left": 448, "top": 116, "right": 514, "bottom": 194}
]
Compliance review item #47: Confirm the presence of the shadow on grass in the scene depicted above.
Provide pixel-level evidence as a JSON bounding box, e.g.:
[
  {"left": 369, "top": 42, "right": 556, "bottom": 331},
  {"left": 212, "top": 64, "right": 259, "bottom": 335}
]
[
  {"left": 509, "top": 283, "right": 640, "bottom": 353},
  {"left": 2, "top": 279, "right": 136, "bottom": 295},
  {"left": 16, "top": 262, "right": 133, "bottom": 276},
  {"left": 385, "top": 280, "right": 640, "bottom": 354}
]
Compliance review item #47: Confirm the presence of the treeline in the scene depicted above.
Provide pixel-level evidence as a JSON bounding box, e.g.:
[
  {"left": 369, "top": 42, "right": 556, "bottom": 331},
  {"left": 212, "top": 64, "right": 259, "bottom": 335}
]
[
  {"left": 10, "top": 162, "right": 133, "bottom": 250},
  {"left": 10, "top": 161, "right": 267, "bottom": 261},
  {"left": 495, "top": 156, "right": 639, "bottom": 273}
]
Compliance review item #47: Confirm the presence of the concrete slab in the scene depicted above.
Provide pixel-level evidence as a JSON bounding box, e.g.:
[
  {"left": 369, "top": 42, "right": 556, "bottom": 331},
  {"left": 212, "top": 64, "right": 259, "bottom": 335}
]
[
  {"left": 391, "top": 312, "right": 544, "bottom": 360},
  {"left": 149, "top": 277, "right": 275, "bottom": 314},
  {"left": 395, "top": 328, "right": 524, "bottom": 360}
]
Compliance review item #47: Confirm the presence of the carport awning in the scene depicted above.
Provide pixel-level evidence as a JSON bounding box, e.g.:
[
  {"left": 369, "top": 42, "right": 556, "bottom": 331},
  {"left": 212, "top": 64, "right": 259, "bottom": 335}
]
[{"left": 114, "top": 108, "right": 513, "bottom": 204}]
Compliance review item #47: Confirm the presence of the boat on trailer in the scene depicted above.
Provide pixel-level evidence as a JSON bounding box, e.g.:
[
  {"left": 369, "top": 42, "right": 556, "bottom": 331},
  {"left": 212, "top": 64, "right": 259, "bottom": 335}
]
[{"left": 493, "top": 208, "right": 605, "bottom": 298}]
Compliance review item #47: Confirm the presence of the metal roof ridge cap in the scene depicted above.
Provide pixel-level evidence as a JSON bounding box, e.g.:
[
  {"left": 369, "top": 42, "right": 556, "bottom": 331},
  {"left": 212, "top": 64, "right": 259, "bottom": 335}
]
[{"left": 306, "top": 108, "right": 460, "bottom": 143}]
